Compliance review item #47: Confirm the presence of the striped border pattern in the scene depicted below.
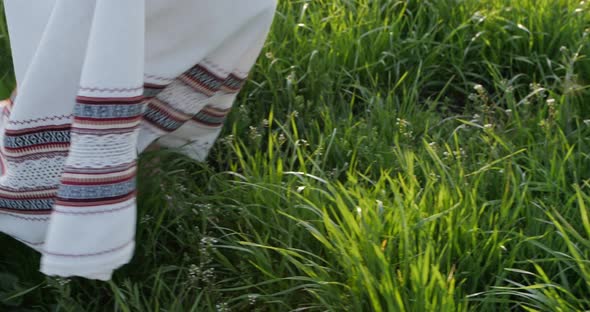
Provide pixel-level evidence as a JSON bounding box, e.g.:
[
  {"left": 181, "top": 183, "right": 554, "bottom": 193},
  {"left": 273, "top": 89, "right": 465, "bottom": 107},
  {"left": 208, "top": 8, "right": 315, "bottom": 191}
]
[
  {"left": 0, "top": 88, "right": 71, "bottom": 215},
  {"left": 142, "top": 62, "right": 244, "bottom": 135},
  {"left": 55, "top": 94, "right": 145, "bottom": 208},
  {"left": 191, "top": 105, "right": 232, "bottom": 128}
]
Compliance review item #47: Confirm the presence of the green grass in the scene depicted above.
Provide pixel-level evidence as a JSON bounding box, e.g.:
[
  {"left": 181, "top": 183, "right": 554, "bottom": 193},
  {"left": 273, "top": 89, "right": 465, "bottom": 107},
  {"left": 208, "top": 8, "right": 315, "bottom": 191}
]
[
  {"left": 0, "top": 3, "right": 12, "bottom": 97},
  {"left": 1, "top": 0, "right": 590, "bottom": 311}
]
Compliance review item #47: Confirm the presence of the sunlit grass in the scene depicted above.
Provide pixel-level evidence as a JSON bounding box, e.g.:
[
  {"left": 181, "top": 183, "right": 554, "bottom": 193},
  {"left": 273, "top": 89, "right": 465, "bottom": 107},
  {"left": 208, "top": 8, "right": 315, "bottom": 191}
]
[{"left": 1, "top": 0, "right": 590, "bottom": 311}]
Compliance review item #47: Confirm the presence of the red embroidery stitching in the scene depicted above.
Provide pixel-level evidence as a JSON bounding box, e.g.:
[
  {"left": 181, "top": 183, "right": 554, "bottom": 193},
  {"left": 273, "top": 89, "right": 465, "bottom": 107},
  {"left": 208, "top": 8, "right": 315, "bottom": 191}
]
[
  {"left": 79, "top": 86, "right": 144, "bottom": 93},
  {"left": 8, "top": 115, "right": 73, "bottom": 125},
  {"left": 52, "top": 203, "right": 134, "bottom": 216},
  {"left": 43, "top": 239, "right": 134, "bottom": 257},
  {"left": 145, "top": 73, "right": 174, "bottom": 82},
  {"left": 0, "top": 212, "right": 50, "bottom": 221}
]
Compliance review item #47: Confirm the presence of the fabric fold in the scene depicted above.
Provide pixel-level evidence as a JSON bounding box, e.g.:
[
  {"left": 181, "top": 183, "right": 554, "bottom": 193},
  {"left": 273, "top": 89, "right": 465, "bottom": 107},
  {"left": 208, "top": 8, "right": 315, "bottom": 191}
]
[{"left": 40, "top": 0, "right": 145, "bottom": 280}]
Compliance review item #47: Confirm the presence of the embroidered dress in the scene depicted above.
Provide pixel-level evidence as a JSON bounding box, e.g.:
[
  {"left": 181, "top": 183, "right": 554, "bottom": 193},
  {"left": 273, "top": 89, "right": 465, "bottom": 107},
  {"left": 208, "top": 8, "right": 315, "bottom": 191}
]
[{"left": 1, "top": 0, "right": 276, "bottom": 280}]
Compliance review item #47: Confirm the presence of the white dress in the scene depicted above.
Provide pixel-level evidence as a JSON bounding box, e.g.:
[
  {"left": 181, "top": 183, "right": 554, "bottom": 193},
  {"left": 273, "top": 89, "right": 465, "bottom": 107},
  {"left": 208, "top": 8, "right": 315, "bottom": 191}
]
[{"left": 1, "top": 0, "right": 276, "bottom": 280}]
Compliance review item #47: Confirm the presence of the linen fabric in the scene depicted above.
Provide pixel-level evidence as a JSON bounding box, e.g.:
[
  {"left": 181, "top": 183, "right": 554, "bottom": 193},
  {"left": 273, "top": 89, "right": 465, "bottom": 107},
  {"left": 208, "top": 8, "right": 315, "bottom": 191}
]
[{"left": 1, "top": 0, "right": 276, "bottom": 280}]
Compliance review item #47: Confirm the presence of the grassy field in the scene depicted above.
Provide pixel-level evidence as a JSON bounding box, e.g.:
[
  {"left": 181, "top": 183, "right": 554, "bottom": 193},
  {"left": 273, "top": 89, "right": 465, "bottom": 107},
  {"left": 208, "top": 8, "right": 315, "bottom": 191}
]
[{"left": 1, "top": 0, "right": 590, "bottom": 311}]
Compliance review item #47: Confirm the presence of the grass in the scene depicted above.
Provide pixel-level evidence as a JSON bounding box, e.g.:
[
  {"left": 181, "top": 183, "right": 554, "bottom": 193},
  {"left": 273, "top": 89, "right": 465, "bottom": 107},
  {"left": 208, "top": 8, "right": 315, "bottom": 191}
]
[{"left": 1, "top": 0, "right": 590, "bottom": 311}]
